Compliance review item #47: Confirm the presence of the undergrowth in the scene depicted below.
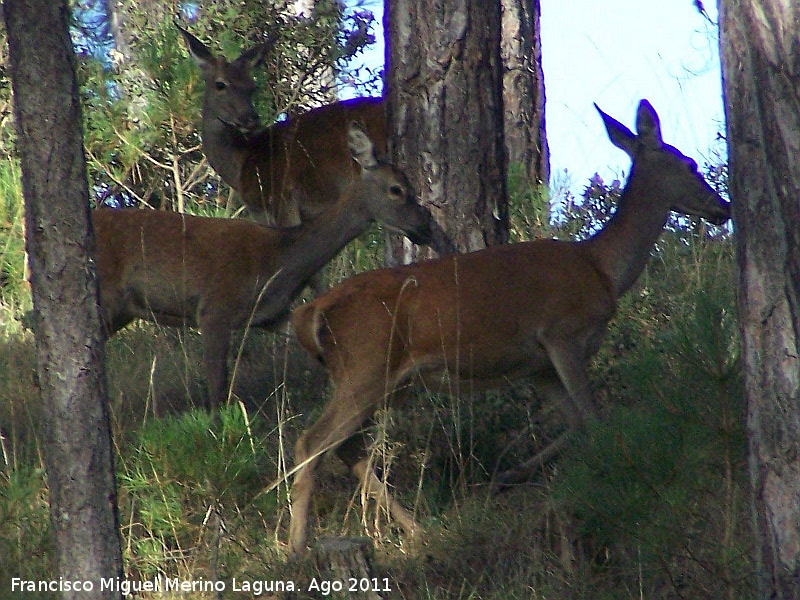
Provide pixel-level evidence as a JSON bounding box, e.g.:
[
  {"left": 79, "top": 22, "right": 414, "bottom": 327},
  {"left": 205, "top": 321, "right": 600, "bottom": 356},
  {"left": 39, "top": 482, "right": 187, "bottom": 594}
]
[
  {"left": 117, "top": 404, "right": 284, "bottom": 580},
  {"left": 0, "top": 166, "right": 752, "bottom": 598}
]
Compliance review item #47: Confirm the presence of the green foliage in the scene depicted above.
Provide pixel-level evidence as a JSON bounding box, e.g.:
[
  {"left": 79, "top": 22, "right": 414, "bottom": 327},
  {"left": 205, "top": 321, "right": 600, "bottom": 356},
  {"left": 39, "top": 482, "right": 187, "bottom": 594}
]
[
  {"left": 0, "top": 158, "right": 29, "bottom": 324},
  {"left": 78, "top": 17, "right": 212, "bottom": 211},
  {"left": 118, "top": 404, "right": 279, "bottom": 578},
  {"left": 556, "top": 173, "right": 621, "bottom": 239},
  {"left": 0, "top": 467, "right": 52, "bottom": 596},
  {"left": 507, "top": 162, "right": 550, "bottom": 242}
]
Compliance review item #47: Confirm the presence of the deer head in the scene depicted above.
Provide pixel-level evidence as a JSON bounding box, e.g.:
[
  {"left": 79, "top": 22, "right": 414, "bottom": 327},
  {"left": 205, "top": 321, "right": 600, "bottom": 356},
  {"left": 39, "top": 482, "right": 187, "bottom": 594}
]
[
  {"left": 177, "top": 24, "right": 269, "bottom": 137},
  {"left": 596, "top": 100, "right": 729, "bottom": 225},
  {"left": 344, "top": 122, "right": 436, "bottom": 246}
]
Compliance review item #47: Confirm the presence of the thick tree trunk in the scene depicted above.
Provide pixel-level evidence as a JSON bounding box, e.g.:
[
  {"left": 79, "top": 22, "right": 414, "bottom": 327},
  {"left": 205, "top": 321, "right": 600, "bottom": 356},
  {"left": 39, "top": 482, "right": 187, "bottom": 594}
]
[
  {"left": 385, "top": 0, "right": 508, "bottom": 259},
  {"left": 718, "top": 1, "right": 800, "bottom": 598},
  {"left": 501, "top": 0, "right": 548, "bottom": 185},
  {"left": 3, "top": 1, "right": 123, "bottom": 597}
]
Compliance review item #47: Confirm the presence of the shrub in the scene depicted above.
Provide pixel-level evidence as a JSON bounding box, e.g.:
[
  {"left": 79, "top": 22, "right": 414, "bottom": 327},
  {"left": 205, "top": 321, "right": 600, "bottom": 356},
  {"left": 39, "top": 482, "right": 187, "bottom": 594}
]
[{"left": 117, "top": 405, "right": 281, "bottom": 579}]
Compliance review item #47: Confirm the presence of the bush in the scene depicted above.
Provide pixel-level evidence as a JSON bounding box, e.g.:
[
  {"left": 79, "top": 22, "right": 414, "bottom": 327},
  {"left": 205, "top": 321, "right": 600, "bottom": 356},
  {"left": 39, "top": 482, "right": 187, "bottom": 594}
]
[
  {"left": 118, "top": 404, "right": 282, "bottom": 579},
  {"left": 552, "top": 237, "right": 752, "bottom": 597}
]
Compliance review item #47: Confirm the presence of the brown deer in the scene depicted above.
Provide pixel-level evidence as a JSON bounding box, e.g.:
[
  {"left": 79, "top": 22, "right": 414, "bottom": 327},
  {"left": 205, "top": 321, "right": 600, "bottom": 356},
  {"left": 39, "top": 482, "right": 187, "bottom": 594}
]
[
  {"left": 286, "top": 100, "right": 731, "bottom": 554},
  {"left": 177, "top": 25, "right": 386, "bottom": 227},
  {"left": 94, "top": 124, "right": 453, "bottom": 411}
]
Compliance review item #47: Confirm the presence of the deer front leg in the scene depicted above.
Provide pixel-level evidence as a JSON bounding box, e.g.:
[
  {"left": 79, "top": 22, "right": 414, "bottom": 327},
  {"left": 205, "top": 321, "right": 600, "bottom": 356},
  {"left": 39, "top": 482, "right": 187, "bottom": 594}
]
[
  {"left": 544, "top": 338, "right": 599, "bottom": 428},
  {"left": 496, "top": 338, "right": 598, "bottom": 484}
]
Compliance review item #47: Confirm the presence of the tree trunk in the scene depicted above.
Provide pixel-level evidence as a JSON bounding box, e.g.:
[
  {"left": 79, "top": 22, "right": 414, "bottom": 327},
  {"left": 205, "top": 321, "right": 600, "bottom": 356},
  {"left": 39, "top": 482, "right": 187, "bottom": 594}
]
[
  {"left": 3, "top": 1, "right": 123, "bottom": 597},
  {"left": 105, "top": 0, "right": 130, "bottom": 61},
  {"left": 501, "top": 0, "right": 548, "bottom": 185},
  {"left": 313, "top": 537, "right": 381, "bottom": 600},
  {"left": 385, "top": 0, "right": 508, "bottom": 259},
  {"left": 718, "top": 1, "right": 800, "bottom": 598}
]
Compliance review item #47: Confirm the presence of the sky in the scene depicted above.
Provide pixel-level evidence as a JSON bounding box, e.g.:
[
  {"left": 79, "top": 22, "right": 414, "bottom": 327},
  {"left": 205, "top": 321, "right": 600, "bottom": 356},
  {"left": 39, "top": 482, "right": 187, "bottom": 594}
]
[
  {"left": 541, "top": 1, "right": 724, "bottom": 190},
  {"left": 345, "top": 1, "right": 724, "bottom": 192}
]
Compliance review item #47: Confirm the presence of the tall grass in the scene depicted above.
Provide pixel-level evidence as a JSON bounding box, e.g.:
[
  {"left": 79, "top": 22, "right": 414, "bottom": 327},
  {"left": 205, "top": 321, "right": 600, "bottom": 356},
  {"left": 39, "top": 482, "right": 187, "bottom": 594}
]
[
  {"left": 0, "top": 159, "right": 29, "bottom": 334},
  {"left": 0, "top": 163, "right": 752, "bottom": 598},
  {"left": 117, "top": 404, "right": 283, "bottom": 580}
]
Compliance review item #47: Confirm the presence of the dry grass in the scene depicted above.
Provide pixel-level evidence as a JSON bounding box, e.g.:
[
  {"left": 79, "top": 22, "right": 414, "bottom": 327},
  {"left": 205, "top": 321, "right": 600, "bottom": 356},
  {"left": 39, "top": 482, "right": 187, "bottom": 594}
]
[{"left": 0, "top": 169, "right": 752, "bottom": 597}]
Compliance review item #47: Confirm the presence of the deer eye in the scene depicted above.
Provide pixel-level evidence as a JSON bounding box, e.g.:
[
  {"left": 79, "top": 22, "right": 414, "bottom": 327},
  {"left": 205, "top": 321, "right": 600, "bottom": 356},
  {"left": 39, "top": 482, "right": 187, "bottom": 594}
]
[
  {"left": 389, "top": 185, "right": 404, "bottom": 196},
  {"left": 215, "top": 80, "right": 227, "bottom": 91}
]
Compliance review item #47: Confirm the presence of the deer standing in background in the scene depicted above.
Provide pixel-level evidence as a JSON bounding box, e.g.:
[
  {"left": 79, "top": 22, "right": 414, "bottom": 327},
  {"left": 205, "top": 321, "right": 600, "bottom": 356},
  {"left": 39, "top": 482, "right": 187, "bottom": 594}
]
[
  {"left": 94, "top": 124, "right": 453, "bottom": 411},
  {"left": 286, "top": 100, "right": 731, "bottom": 554},
  {"left": 177, "top": 25, "right": 386, "bottom": 228}
]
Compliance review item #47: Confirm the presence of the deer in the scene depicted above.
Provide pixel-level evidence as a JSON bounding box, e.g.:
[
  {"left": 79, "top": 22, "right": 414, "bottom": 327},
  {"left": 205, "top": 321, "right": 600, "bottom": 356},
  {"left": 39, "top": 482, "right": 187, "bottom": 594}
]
[
  {"left": 93, "top": 123, "right": 454, "bottom": 411},
  {"left": 176, "top": 25, "right": 386, "bottom": 228},
  {"left": 285, "top": 100, "right": 731, "bottom": 554}
]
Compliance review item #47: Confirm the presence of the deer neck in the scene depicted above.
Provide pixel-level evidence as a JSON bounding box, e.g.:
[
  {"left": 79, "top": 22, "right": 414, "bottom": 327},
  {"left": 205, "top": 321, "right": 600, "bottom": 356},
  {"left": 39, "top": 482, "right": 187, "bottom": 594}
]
[
  {"left": 254, "top": 191, "right": 371, "bottom": 325},
  {"left": 280, "top": 193, "right": 370, "bottom": 280},
  {"left": 585, "top": 166, "right": 674, "bottom": 299},
  {"left": 200, "top": 108, "right": 247, "bottom": 189}
]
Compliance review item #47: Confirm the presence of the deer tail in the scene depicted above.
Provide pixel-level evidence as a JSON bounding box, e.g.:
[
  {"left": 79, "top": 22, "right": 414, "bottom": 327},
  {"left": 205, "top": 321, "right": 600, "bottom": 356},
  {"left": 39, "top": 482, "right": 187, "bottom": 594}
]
[{"left": 291, "top": 301, "right": 326, "bottom": 362}]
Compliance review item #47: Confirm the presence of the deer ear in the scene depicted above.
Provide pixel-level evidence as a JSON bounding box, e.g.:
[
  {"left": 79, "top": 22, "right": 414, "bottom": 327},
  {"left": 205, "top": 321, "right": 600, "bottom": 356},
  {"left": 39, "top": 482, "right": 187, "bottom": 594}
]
[
  {"left": 595, "top": 103, "right": 637, "bottom": 157},
  {"left": 634, "top": 99, "right": 663, "bottom": 145},
  {"left": 237, "top": 42, "right": 270, "bottom": 72},
  {"left": 347, "top": 122, "right": 378, "bottom": 169},
  {"left": 176, "top": 24, "right": 216, "bottom": 69}
]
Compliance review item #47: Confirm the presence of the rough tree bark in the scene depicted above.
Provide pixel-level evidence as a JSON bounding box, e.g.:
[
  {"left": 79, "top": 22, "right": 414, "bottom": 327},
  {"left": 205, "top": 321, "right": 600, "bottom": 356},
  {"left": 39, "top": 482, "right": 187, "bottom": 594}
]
[
  {"left": 501, "top": 0, "right": 549, "bottom": 185},
  {"left": 385, "top": 0, "right": 508, "bottom": 259},
  {"left": 3, "top": 1, "right": 123, "bottom": 596},
  {"left": 718, "top": 1, "right": 800, "bottom": 598}
]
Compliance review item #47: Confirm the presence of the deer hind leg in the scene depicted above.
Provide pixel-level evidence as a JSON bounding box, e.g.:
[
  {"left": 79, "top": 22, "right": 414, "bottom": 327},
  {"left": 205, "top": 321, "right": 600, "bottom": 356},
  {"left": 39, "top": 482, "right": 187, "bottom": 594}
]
[
  {"left": 494, "top": 376, "right": 575, "bottom": 485},
  {"left": 289, "top": 390, "right": 378, "bottom": 555},
  {"left": 288, "top": 375, "right": 418, "bottom": 555},
  {"left": 334, "top": 429, "right": 418, "bottom": 540}
]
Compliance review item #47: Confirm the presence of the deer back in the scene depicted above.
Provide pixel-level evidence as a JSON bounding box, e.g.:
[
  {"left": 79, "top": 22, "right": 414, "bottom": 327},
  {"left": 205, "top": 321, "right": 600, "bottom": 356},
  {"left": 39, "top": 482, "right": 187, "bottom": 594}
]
[
  {"left": 92, "top": 209, "right": 288, "bottom": 334},
  {"left": 291, "top": 239, "right": 618, "bottom": 386}
]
